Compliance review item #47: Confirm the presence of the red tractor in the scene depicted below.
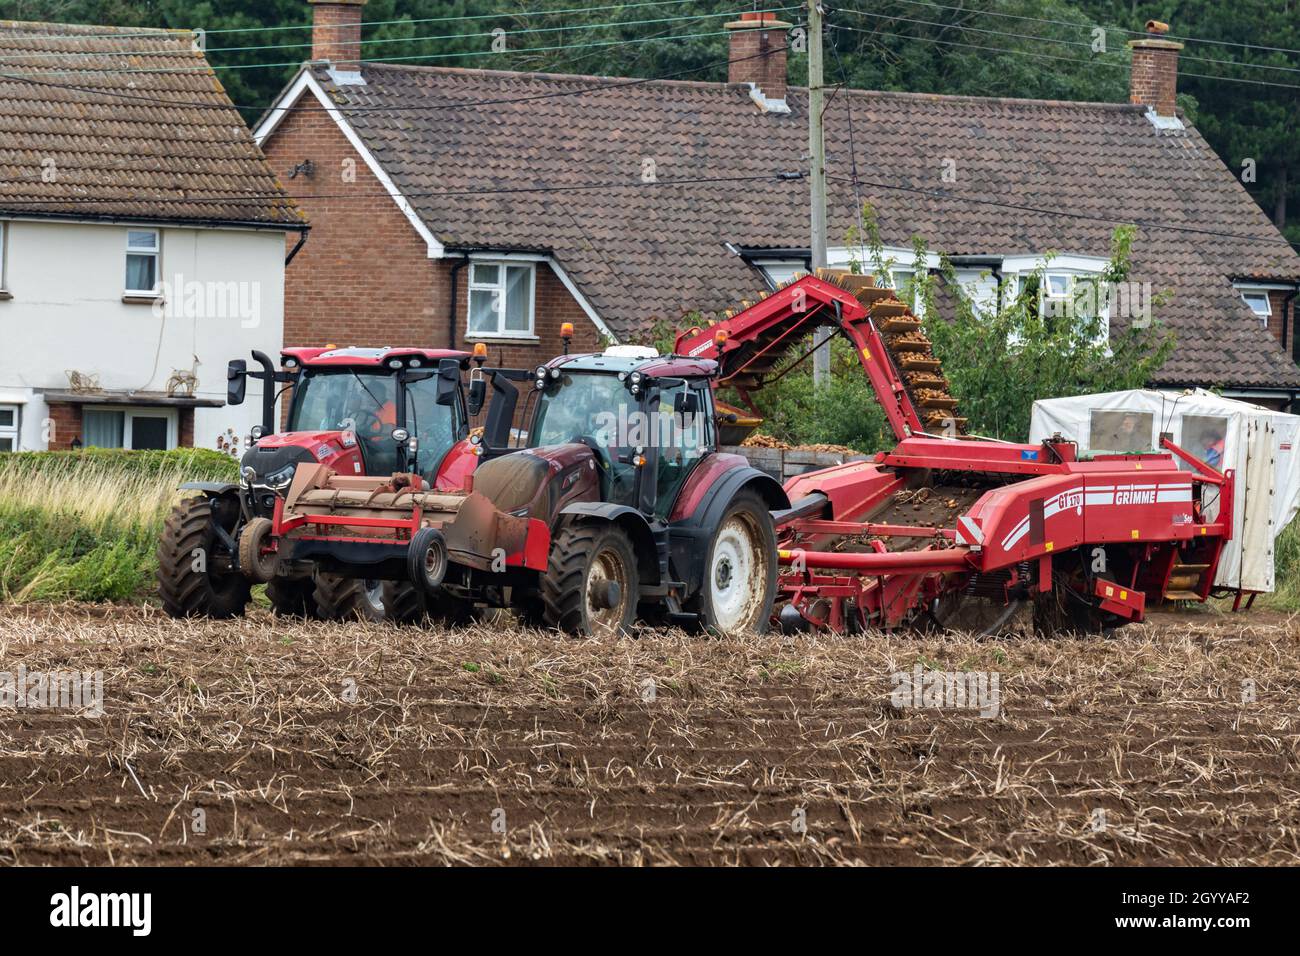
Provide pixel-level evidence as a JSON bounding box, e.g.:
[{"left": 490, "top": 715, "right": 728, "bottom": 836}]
[
  {"left": 262, "top": 345, "right": 791, "bottom": 635},
  {"left": 157, "top": 347, "right": 477, "bottom": 620}
]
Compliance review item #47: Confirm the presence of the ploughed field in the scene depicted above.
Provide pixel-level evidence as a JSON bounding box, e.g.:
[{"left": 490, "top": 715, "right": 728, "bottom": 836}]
[{"left": 0, "top": 605, "right": 1297, "bottom": 866}]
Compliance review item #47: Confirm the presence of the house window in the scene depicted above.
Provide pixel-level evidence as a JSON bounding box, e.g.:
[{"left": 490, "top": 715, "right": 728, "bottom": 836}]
[
  {"left": 0, "top": 404, "right": 18, "bottom": 452},
  {"left": 83, "top": 407, "right": 176, "bottom": 450},
  {"left": 1239, "top": 290, "right": 1272, "bottom": 325},
  {"left": 125, "top": 230, "right": 160, "bottom": 294},
  {"left": 467, "top": 261, "right": 535, "bottom": 337}
]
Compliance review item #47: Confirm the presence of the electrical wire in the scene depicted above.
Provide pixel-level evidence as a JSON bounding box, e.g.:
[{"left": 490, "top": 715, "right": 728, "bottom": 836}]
[
  {"left": 832, "top": 22, "right": 1300, "bottom": 92},
  {"left": 0, "top": 6, "right": 798, "bottom": 62},
  {"left": 0, "top": 39, "right": 796, "bottom": 115}
]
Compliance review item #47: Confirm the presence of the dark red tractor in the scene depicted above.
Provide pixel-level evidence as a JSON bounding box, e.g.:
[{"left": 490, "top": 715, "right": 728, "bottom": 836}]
[
  {"left": 265, "top": 345, "right": 792, "bottom": 635},
  {"left": 157, "top": 346, "right": 475, "bottom": 620}
]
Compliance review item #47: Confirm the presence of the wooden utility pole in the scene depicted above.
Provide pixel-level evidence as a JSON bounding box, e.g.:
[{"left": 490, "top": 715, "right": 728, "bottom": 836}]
[{"left": 808, "top": 0, "right": 831, "bottom": 386}]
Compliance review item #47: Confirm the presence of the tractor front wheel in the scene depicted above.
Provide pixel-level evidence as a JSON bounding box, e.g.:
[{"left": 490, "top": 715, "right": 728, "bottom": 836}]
[
  {"left": 694, "top": 491, "right": 776, "bottom": 636},
  {"left": 542, "top": 522, "right": 639, "bottom": 637},
  {"left": 156, "top": 496, "right": 250, "bottom": 618},
  {"left": 313, "top": 573, "right": 386, "bottom": 622}
]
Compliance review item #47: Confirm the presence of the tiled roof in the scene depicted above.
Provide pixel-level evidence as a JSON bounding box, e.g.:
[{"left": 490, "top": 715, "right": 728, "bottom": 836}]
[
  {"left": 0, "top": 20, "right": 302, "bottom": 227},
  {"left": 312, "top": 63, "right": 1300, "bottom": 390}
]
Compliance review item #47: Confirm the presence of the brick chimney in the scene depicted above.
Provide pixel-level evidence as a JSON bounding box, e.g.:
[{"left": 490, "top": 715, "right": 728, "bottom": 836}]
[
  {"left": 310, "top": 0, "right": 366, "bottom": 81},
  {"left": 725, "top": 11, "right": 792, "bottom": 112},
  {"left": 1128, "top": 19, "right": 1183, "bottom": 118}
]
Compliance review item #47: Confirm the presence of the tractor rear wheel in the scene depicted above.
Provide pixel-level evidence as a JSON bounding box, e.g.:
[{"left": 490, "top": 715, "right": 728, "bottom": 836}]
[
  {"left": 542, "top": 522, "right": 639, "bottom": 637},
  {"left": 156, "top": 496, "right": 250, "bottom": 618},
  {"left": 266, "top": 577, "right": 320, "bottom": 618},
  {"left": 313, "top": 573, "right": 385, "bottom": 622},
  {"left": 381, "top": 581, "right": 475, "bottom": 627},
  {"left": 694, "top": 491, "right": 777, "bottom": 636}
]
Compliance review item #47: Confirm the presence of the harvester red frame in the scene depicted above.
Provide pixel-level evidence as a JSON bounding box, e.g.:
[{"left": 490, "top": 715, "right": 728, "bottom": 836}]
[{"left": 675, "top": 273, "right": 1236, "bottom": 633}]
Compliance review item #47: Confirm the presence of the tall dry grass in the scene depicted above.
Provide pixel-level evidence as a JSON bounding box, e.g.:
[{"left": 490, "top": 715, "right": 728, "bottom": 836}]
[{"left": 0, "top": 459, "right": 190, "bottom": 603}]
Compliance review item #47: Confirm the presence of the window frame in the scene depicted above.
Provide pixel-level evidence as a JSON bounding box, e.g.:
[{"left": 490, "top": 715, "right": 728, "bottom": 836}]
[
  {"left": 1239, "top": 290, "right": 1273, "bottom": 325},
  {"left": 0, "top": 403, "right": 18, "bottom": 452},
  {"left": 0, "top": 220, "right": 7, "bottom": 293},
  {"left": 466, "top": 259, "right": 536, "bottom": 339},
  {"left": 83, "top": 405, "right": 178, "bottom": 450},
  {"left": 124, "top": 229, "right": 161, "bottom": 296}
]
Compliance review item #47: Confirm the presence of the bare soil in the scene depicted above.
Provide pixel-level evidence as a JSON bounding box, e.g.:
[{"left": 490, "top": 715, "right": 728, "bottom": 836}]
[{"left": 0, "top": 604, "right": 1297, "bottom": 866}]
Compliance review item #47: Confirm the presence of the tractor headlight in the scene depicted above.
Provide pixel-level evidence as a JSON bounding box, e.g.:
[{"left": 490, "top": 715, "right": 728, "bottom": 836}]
[
  {"left": 263, "top": 464, "right": 297, "bottom": 489},
  {"left": 535, "top": 366, "right": 548, "bottom": 379},
  {"left": 240, "top": 466, "right": 257, "bottom": 488}
]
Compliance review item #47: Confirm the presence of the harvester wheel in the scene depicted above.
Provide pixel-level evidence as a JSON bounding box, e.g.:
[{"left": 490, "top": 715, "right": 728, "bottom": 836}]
[
  {"left": 156, "top": 496, "right": 250, "bottom": 618},
  {"left": 266, "top": 577, "right": 320, "bottom": 618},
  {"left": 381, "top": 582, "right": 475, "bottom": 627},
  {"left": 1032, "top": 549, "right": 1119, "bottom": 636},
  {"left": 542, "top": 522, "right": 639, "bottom": 637},
  {"left": 694, "top": 491, "right": 776, "bottom": 636},
  {"left": 313, "top": 573, "right": 386, "bottom": 622}
]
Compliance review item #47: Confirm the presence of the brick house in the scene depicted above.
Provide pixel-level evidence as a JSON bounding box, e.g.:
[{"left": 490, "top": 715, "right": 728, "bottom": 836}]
[{"left": 257, "top": 2, "right": 1300, "bottom": 408}]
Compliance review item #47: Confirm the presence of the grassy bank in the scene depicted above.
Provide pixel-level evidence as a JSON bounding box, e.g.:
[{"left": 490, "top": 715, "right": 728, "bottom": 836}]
[{"left": 0, "top": 449, "right": 236, "bottom": 603}]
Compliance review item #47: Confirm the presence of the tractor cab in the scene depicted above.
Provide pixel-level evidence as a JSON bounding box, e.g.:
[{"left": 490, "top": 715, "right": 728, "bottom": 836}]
[
  {"left": 229, "top": 347, "right": 472, "bottom": 514},
  {"left": 526, "top": 347, "right": 717, "bottom": 518}
]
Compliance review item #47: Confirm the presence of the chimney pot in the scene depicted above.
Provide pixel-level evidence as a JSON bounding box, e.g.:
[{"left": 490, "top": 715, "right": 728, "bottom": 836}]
[
  {"left": 310, "top": 0, "right": 367, "bottom": 79},
  {"left": 1128, "top": 20, "right": 1183, "bottom": 119},
  {"left": 724, "top": 13, "right": 793, "bottom": 110}
]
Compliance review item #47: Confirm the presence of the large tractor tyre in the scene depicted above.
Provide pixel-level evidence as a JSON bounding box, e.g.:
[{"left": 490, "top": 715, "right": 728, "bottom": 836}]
[
  {"left": 541, "top": 522, "right": 640, "bottom": 637},
  {"left": 313, "top": 573, "right": 386, "bottom": 622},
  {"left": 381, "top": 581, "right": 475, "bottom": 627},
  {"left": 266, "top": 577, "right": 321, "bottom": 618},
  {"left": 156, "top": 496, "right": 251, "bottom": 619},
  {"left": 693, "top": 491, "right": 777, "bottom": 636}
]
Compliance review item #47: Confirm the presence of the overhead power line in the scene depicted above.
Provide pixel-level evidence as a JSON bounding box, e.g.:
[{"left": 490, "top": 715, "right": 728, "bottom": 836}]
[
  {"left": 0, "top": 6, "right": 799, "bottom": 63},
  {"left": 832, "top": 23, "right": 1300, "bottom": 93},
  {"left": 867, "top": 0, "right": 1300, "bottom": 59},
  {"left": 0, "top": 39, "right": 797, "bottom": 115},
  {"left": 0, "top": 0, "right": 707, "bottom": 42},
  {"left": 838, "top": 6, "right": 1300, "bottom": 77},
  {"left": 0, "top": 171, "right": 808, "bottom": 208}
]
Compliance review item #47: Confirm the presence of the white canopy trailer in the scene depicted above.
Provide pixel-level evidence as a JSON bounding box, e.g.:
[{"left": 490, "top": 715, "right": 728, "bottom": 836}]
[{"left": 1030, "top": 389, "right": 1300, "bottom": 594}]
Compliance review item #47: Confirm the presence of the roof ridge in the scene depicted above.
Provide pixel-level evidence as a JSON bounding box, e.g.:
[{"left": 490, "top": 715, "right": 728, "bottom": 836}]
[
  {"left": 352, "top": 61, "right": 1154, "bottom": 113},
  {"left": 0, "top": 19, "right": 188, "bottom": 37}
]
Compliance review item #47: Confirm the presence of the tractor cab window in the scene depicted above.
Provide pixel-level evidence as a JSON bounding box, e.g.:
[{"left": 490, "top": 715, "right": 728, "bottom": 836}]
[
  {"left": 290, "top": 370, "right": 461, "bottom": 479},
  {"left": 652, "top": 382, "right": 709, "bottom": 517},
  {"left": 291, "top": 370, "right": 400, "bottom": 473},
  {"left": 404, "top": 374, "right": 462, "bottom": 479},
  {"left": 532, "top": 371, "right": 639, "bottom": 506}
]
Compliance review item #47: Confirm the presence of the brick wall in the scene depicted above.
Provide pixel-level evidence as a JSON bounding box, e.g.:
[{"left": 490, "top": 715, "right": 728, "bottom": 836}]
[
  {"left": 45, "top": 402, "right": 81, "bottom": 450},
  {"left": 264, "top": 97, "right": 605, "bottom": 371}
]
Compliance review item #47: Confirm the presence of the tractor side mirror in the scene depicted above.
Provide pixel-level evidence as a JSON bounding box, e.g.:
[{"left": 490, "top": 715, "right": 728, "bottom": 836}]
[
  {"left": 467, "top": 378, "right": 487, "bottom": 417},
  {"left": 227, "top": 360, "right": 247, "bottom": 406},
  {"left": 674, "top": 392, "right": 700, "bottom": 416},
  {"left": 436, "top": 359, "right": 460, "bottom": 407}
]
